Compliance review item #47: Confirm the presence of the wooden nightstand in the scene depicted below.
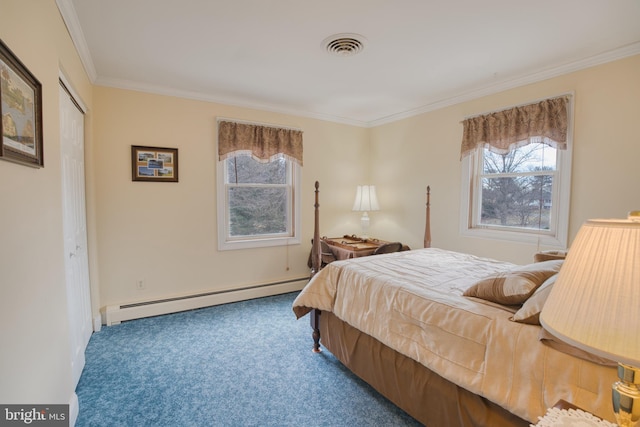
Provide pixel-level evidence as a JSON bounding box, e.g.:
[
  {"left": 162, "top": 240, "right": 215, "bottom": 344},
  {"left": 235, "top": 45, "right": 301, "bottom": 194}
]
[{"left": 532, "top": 400, "right": 616, "bottom": 426}]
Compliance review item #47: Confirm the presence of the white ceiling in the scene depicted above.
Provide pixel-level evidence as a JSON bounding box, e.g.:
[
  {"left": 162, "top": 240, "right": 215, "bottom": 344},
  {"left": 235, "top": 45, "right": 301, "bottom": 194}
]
[{"left": 60, "top": 0, "right": 640, "bottom": 127}]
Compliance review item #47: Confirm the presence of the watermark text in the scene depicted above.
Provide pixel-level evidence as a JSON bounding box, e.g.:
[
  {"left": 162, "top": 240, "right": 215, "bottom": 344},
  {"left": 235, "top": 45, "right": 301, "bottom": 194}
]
[{"left": 1, "top": 405, "right": 68, "bottom": 426}]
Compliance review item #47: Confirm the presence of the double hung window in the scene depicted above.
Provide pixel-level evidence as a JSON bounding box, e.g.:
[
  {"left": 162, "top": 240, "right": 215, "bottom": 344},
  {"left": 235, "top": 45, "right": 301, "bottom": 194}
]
[
  {"left": 460, "top": 96, "right": 572, "bottom": 247},
  {"left": 217, "top": 120, "right": 302, "bottom": 250}
]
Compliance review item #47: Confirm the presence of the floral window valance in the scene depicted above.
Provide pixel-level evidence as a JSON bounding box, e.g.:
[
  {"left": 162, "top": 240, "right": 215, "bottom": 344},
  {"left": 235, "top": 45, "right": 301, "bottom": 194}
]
[
  {"left": 218, "top": 120, "right": 303, "bottom": 165},
  {"left": 460, "top": 96, "right": 569, "bottom": 159}
]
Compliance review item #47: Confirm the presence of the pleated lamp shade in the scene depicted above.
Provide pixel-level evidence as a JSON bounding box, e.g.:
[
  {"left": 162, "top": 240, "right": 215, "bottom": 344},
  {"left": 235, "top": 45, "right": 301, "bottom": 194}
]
[
  {"left": 352, "top": 185, "right": 380, "bottom": 212},
  {"left": 540, "top": 218, "right": 640, "bottom": 366}
]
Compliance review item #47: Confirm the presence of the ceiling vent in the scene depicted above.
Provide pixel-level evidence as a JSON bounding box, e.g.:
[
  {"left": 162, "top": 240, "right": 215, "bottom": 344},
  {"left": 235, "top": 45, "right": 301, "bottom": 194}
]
[{"left": 323, "top": 33, "right": 366, "bottom": 57}]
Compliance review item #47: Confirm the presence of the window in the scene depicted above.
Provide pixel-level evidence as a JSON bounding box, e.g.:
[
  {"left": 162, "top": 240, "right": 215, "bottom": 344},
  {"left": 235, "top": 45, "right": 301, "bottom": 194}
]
[
  {"left": 216, "top": 120, "right": 302, "bottom": 250},
  {"left": 460, "top": 96, "right": 572, "bottom": 247},
  {"left": 217, "top": 155, "right": 299, "bottom": 250}
]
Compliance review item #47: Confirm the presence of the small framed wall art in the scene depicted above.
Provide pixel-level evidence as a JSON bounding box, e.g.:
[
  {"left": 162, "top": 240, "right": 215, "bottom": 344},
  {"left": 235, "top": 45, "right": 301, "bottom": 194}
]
[
  {"left": 0, "top": 38, "right": 44, "bottom": 168},
  {"left": 131, "top": 145, "right": 179, "bottom": 182}
]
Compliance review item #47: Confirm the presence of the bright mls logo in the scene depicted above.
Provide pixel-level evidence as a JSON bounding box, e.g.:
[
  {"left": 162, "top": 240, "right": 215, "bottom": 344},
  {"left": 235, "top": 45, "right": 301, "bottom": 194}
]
[{"left": 1, "top": 405, "right": 68, "bottom": 426}]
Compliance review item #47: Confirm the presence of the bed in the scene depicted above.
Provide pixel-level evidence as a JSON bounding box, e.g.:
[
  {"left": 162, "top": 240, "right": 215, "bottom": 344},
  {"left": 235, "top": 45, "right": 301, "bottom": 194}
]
[{"left": 293, "top": 182, "right": 618, "bottom": 426}]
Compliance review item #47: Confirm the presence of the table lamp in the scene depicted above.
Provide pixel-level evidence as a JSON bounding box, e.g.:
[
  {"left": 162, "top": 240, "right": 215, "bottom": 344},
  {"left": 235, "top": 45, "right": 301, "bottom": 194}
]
[
  {"left": 352, "top": 185, "right": 380, "bottom": 238},
  {"left": 540, "top": 214, "right": 640, "bottom": 427}
]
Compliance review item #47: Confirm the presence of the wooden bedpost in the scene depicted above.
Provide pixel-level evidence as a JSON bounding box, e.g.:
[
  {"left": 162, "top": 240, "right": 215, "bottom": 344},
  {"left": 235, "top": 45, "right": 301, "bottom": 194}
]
[
  {"left": 424, "top": 186, "right": 431, "bottom": 248},
  {"left": 311, "top": 309, "right": 322, "bottom": 353},
  {"left": 310, "top": 181, "right": 322, "bottom": 352},
  {"left": 310, "top": 181, "right": 321, "bottom": 277}
]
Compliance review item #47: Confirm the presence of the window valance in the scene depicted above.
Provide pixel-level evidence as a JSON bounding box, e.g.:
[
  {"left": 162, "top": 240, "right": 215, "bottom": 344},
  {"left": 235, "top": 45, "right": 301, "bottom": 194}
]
[
  {"left": 218, "top": 120, "right": 303, "bottom": 165},
  {"left": 460, "top": 96, "right": 569, "bottom": 159}
]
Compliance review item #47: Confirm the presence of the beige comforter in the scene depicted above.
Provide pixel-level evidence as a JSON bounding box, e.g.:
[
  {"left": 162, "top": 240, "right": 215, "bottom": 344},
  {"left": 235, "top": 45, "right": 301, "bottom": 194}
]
[{"left": 293, "top": 248, "right": 618, "bottom": 423}]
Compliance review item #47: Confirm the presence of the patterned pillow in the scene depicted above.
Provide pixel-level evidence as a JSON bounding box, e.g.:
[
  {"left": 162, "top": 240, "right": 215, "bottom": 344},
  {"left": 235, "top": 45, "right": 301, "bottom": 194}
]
[
  {"left": 510, "top": 273, "right": 557, "bottom": 324},
  {"left": 463, "top": 260, "right": 563, "bottom": 305}
]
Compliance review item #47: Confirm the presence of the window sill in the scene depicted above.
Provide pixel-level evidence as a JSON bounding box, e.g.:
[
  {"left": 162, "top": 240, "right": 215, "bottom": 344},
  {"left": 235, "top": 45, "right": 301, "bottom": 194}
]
[
  {"left": 218, "top": 236, "right": 300, "bottom": 251},
  {"left": 460, "top": 226, "right": 566, "bottom": 249}
]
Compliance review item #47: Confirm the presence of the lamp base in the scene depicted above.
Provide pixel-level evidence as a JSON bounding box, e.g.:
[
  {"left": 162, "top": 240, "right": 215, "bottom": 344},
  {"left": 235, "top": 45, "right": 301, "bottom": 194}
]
[
  {"left": 360, "top": 212, "right": 370, "bottom": 239},
  {"left": 613, "top": 363, "right": 640, "bottom": 427}
]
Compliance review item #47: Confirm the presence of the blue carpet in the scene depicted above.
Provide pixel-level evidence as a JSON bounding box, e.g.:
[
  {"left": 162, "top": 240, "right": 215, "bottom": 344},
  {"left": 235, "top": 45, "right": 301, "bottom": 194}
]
[{"left": 75, "top": 292, "right": 421, "bottom": 426}]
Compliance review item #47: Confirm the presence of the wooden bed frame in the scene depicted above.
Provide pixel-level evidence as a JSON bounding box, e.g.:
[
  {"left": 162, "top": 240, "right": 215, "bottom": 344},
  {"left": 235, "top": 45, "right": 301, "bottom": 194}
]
[
  {"left": 309, "top": 181, "right": 431, "bottom": 352},
  {"left": 306, "top": 181, "right": 528, "bottom": 427}
]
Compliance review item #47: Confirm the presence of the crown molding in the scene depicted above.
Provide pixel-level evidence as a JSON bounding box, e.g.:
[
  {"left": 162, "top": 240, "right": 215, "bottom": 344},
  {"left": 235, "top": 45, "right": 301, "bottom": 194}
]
[
  {"left": 56, "top": 0, "right": 97, "bottom": 82},
  {"left": 93, "top": 76, "right": 370, "bottom": 127},
  {"left": 368, "top": 42, "right": 640, "bottom": 127},
  {"left": 55, "top": 2, "right": 640, "bottom": 128}
]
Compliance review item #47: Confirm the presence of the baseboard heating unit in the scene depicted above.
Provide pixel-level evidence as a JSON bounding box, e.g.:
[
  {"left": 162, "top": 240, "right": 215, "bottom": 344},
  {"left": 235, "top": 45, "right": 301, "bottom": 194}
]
[{"left": 103, "top": 277, "right": 307, "bottom": 326}]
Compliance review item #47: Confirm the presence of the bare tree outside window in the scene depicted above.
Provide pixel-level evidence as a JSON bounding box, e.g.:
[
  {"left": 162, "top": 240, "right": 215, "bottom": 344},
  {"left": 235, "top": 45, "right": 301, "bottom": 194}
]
[
  {"left": 461, "top": 97, "right": 572, "bottom": 247},
  {"left": 479, "top": 143, "right": 556, "bottom": 231}
]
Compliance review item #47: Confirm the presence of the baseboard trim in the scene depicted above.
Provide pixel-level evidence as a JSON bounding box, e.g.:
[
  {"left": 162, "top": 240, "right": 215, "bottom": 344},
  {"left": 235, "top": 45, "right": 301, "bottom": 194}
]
[
  {"left": 103, "top": 277, "right": 307, "bottom": 326},
  {"left": 69, "top": 392, "right": 79, "bottom": 426},
  {"left": 92, "top": 314, "right": 101, "bottom": 332}
]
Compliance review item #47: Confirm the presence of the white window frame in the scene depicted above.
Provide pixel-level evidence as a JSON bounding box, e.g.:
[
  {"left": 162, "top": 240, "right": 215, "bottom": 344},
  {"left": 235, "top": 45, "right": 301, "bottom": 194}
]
[
  {"left": 216, "top": 156, "right": 301, "bottom": 251},
  {"left": 460, "top": 100, "right": 573, "bottom": 248}
]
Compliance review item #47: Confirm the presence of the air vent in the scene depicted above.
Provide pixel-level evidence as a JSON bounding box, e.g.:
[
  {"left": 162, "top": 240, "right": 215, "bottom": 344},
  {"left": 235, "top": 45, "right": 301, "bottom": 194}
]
[{"left": 323, "top": 33, "right": 366, "bottom": 57}]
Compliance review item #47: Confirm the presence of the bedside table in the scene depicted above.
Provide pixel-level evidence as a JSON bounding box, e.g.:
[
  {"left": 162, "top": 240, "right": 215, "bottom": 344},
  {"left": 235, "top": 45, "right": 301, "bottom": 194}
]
[
  {"left": 322, "top": 235, "right": 389, "bottom": 259},
  {"left": 307, "top": 235, "right": 408, "bottom": 271},
  {"left": 532, "top": 400, "right": 617, "bottom": 426}
]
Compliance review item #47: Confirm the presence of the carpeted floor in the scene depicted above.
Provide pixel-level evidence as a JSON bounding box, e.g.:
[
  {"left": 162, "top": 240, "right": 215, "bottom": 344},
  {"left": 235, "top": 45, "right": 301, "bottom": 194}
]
[{"left": 75, "top": 292, "right": 422, "bottom": 426}]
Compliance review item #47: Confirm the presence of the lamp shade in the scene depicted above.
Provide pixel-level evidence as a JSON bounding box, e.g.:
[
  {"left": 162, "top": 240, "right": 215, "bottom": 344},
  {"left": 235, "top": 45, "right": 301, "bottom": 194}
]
[
  {"left": 540, "top": 218, "right": 640, "bottom": 367},
  {"left": 352, "top": 185, "right": 380, "bottom": 212}
]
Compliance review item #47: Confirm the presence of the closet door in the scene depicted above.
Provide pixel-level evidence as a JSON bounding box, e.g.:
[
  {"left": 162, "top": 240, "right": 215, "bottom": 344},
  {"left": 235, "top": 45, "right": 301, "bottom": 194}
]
[{"left": 59, "top": 82, "right": 92, "bottom": 387}]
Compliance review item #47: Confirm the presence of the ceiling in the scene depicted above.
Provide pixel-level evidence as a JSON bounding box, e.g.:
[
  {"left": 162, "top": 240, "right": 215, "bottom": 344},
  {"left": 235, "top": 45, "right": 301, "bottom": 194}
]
[{"left": 60, "top": 0, "right": 640, "bottom": 127}]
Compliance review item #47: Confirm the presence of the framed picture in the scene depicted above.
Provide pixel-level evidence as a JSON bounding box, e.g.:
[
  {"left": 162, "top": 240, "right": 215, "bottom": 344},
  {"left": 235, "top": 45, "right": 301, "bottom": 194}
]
[
  {"left": 131, "top": 145, "right": 179, "bottom": 182},
  {"left": 0, "top": 39, "right": 43, "bottom": 168}
]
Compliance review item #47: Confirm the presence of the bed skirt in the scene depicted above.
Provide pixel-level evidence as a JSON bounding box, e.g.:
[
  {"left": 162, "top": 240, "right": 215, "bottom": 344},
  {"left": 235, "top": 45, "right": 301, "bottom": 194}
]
[{"left": 319, "top": 311, "right": 529, "bottom": 427}]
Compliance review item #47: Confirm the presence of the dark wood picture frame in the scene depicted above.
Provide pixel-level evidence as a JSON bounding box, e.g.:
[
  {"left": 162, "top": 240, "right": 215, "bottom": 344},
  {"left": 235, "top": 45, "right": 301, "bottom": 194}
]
[
  {"left": 131, "top": 145, "right": 179, "bottom": 182},
  {"left": 0, "top": 39, "right": 44, "bottom": 168}
]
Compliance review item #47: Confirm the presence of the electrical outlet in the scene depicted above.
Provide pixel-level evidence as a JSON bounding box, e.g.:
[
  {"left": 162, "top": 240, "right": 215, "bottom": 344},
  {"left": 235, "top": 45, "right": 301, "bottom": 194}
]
[{"left": 136, "top": 279, "right": 145, "bottom": 290}]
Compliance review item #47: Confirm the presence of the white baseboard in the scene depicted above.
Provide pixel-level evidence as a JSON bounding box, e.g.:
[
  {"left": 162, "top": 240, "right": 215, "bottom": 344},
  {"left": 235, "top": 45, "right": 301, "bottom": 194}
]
[
  {"left": 103, "top": 278, "right": 307, "bottom": 326},
  {"left": 69, "top": 392, "right": 78, "bottom": 426}
]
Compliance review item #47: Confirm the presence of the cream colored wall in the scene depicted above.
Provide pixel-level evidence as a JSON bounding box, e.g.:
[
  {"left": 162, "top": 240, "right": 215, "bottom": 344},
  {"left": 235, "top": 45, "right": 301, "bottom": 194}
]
[
  {"left": 92, "top": 87, "right": 368, "bottom": 307},
  {"left": 370, "top": 54, "right": 640, "bottom": 263},
  {"left": 0, "top": 0, "right": 94, "bottom": 409},
  {"left": 66, "top": 53, "right": 640, "bottom": 310}
]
